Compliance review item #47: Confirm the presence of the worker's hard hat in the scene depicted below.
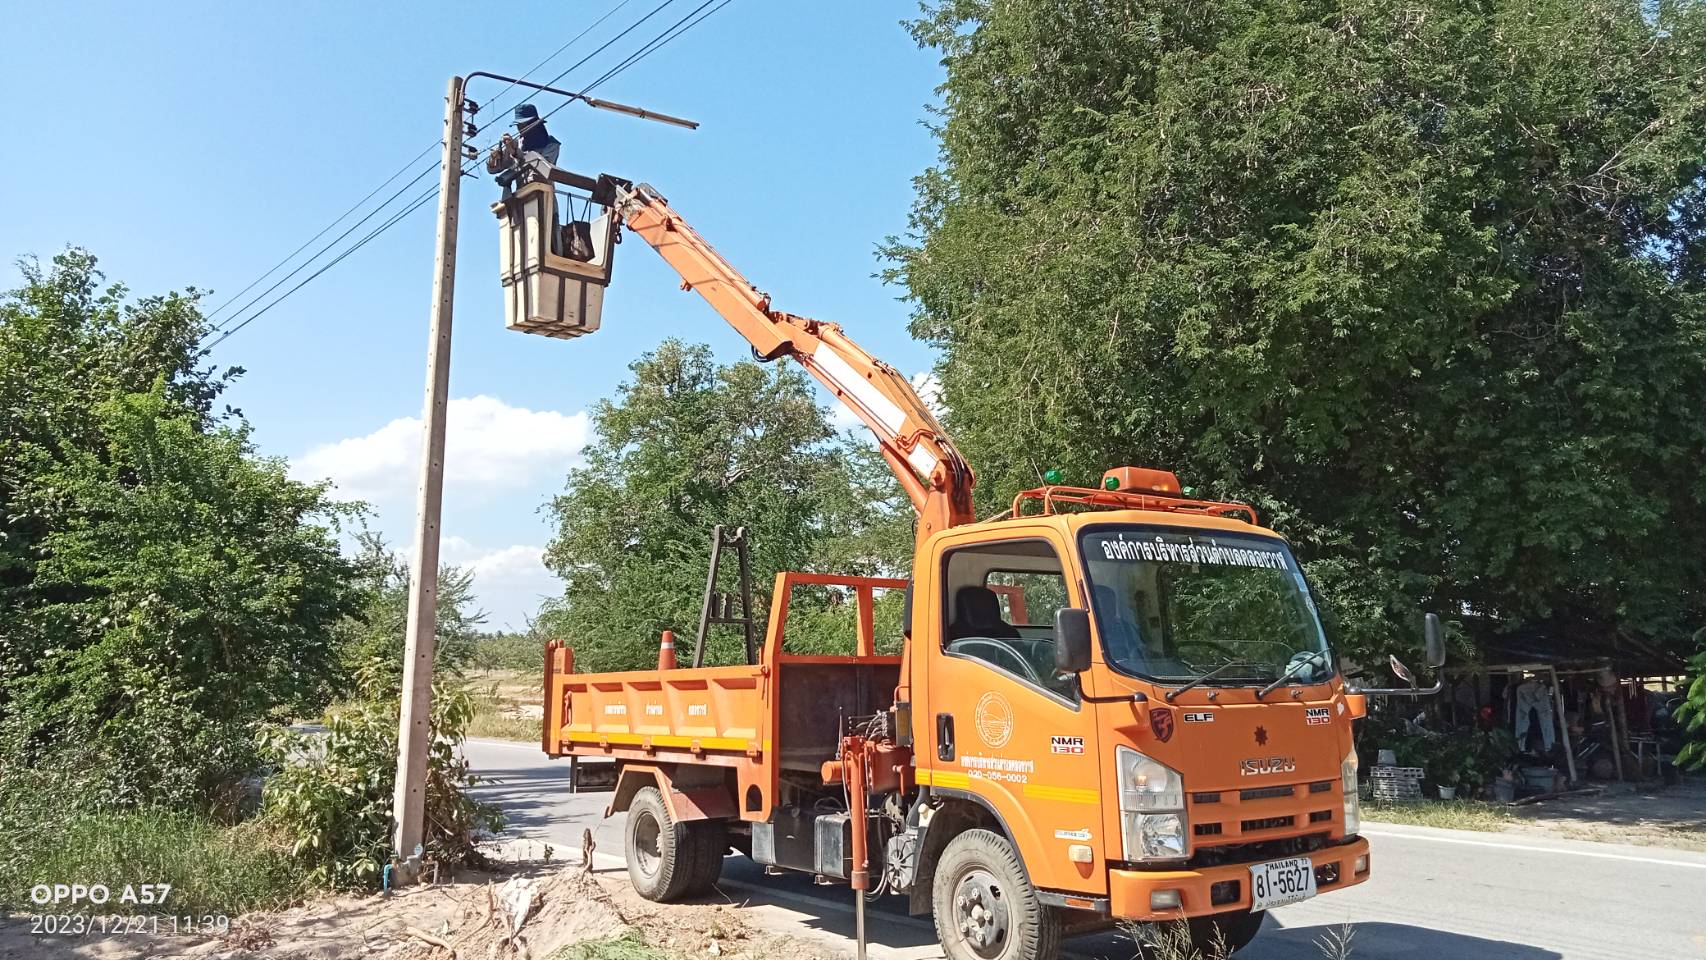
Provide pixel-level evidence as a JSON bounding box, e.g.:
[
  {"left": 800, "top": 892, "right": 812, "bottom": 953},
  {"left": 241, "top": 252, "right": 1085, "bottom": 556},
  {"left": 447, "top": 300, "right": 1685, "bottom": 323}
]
[{"left": 514, "top": 104, "right": 541, "bottom": 124}]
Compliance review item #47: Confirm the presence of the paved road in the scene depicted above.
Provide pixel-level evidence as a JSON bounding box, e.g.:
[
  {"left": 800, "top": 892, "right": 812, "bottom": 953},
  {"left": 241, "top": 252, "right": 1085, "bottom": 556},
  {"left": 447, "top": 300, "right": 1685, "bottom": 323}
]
[{"left": 464, "top": 739, "right": 1706, "bottom": 960}]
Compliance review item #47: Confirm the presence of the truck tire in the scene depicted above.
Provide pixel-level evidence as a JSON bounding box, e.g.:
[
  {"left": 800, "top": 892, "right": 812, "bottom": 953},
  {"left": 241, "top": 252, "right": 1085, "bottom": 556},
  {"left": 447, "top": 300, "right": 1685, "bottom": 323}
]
[
  {"left": 932, "top": 829, "right": 1062, "bottom": 960},
  {"left": 625, "top": 786, "right": 702, "bottom": 901},
  {"left": 1186, "top": 909, "right": 1264, "bottom": 955},
  {"left": 687, "top": 819, "right": 728, "bottom": 893}
]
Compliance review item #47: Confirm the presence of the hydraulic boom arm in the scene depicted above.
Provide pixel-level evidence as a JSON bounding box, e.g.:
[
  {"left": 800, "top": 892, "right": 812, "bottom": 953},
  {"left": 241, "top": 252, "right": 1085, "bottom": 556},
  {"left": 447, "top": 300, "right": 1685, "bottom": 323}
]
[{"left": 614, "top": 183, "right": 976, "bottom": 538}]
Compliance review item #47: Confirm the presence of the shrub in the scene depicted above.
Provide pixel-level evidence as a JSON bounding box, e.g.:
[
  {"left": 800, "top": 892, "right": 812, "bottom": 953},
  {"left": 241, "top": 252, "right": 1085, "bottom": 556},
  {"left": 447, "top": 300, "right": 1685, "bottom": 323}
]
[
  {"left": 1677, "top": 643, "right": 1706, "bottom": 771},
  {"left": 0, "top": 252, "right": 361, "bottom": 812},
  {"left": 0, "top": 768, "right": 307, "bottom": 914},
  {"left": 259, "top": 661, "right": 501, "bottom": 888}
]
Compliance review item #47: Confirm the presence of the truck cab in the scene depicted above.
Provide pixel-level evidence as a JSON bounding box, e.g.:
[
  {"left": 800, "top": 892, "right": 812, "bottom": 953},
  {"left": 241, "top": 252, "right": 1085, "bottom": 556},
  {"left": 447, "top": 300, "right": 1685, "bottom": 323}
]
[{"left": 908, "top": 478, "right": 1369, "bottom": 953}]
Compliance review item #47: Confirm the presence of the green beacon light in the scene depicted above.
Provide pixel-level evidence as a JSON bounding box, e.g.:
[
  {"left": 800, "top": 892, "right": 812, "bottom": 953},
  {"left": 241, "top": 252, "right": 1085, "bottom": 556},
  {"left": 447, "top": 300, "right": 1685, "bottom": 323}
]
[
  {"left": 1182, "top": 486, "right": 1197, "bottom": 497},
  {"left": 1104, "top": 476, "right": 1120, "bottom": 491},
  {"left": 1043, "top": 468, "right": 1063, "bottom": 485}
]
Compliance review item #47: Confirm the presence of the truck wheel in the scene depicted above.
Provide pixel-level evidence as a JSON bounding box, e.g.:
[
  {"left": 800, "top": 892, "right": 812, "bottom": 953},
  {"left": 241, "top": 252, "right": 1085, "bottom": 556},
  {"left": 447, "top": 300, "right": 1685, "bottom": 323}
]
[
  {"left": 687, "top": 820, "right": 728, "bottom": 894},
  {"left": 1187, "top": 909, "right": 1264, "bottom": 955},
  {"left": 932, "top": 829, "right": 1062, "bottom": 960},
  {"left": 625, "top": 786, "right": 701, "bottom": 901}
]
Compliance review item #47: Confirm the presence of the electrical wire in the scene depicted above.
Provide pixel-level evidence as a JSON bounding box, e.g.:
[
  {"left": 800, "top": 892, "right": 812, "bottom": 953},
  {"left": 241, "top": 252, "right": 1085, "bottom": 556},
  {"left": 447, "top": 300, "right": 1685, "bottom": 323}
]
[
  {"left": 208, "top": 161, "right": 439, "bottom": 335},
  {"left": 201, "top": 144, "right": 441, "bottom": 322},
  {"left": 465, "top": 0, "right": 645, "bottom": 139},
  {"left": 208, "top": 0, "right": 733, "bottom": 349},
  {"left": 536, "top": 0, "right": 681, "bottom": 100},
  {"left": 578, "top": 0, "right": 733, "bottom": 97},
  {"left": 206, "top": 0, "right": 641, "bottom": 330},
  {"left": 204, "top": 176, "right": 445, "bottom": 350}
]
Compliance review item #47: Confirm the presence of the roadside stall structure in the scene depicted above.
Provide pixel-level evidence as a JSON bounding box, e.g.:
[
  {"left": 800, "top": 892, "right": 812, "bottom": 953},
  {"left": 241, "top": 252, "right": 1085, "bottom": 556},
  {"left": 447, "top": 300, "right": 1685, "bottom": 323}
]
[{"left": 1443, "top": 628, "right": 1688, "bottom": 788}]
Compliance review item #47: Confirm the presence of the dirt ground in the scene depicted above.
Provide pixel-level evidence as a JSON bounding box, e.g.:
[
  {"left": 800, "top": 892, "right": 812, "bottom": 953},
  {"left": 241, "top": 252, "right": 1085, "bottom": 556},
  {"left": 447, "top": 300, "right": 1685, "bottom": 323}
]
[
  {"left": 1500, "top": 777, "right": 1706, "bottom": 851},
  {"left": 0, "top": 842, "right": 849, "bottom": 960}
]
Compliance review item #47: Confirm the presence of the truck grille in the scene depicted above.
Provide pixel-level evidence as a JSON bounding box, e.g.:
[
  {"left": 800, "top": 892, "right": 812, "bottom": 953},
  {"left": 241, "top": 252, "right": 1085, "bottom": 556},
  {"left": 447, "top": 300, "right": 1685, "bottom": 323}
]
[{"left": 1187, "top": 776, "right": 1338, "bottom": 850}]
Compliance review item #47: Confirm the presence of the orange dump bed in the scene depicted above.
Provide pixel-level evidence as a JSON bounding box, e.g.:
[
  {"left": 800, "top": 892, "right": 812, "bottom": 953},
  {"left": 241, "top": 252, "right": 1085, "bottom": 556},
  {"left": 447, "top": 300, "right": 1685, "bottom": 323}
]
[
  {"left": 543, "top": 573, "right": 908, "bottom": 821},
  {"left": 546, "top": 660, "right": 766, "bottom": 759}
]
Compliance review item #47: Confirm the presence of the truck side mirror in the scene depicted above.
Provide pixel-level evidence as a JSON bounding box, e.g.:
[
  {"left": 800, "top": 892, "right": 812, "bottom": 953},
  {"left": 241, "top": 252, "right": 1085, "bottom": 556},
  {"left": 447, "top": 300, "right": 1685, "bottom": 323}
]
[
  {"left": 1055, "top": 608, "right": 1093, "bottom": 674},
  {"left": 1424, "top": 612, "right": 1446, "bottom": 669}
]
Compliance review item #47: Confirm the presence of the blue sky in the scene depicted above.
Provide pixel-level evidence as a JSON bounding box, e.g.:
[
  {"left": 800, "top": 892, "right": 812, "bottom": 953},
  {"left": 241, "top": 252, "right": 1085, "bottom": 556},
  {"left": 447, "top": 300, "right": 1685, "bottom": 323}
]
[{"left": 1, "top": 1, "right": 946, "bottom": 629}]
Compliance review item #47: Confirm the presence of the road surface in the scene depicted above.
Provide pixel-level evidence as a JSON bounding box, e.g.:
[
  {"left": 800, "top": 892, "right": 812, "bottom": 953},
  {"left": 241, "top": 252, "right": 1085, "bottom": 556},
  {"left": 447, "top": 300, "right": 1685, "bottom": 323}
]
[{"left": 464, "top": 739, "right": 1706, "bottom": 960}]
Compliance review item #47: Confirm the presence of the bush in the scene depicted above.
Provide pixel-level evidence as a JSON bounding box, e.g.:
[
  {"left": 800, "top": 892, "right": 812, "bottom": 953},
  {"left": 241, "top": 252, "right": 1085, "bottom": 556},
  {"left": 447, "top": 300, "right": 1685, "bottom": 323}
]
[
  {"left": 1677, "top": 644, "right": 1706, "bottom": 771},
  {"left": 259, "top": 661, "right": 501, "bottom": 889},
  {"left": 0, "top": 252, "right": 361, "bottom": 812},
  {"left": 0, "top": 769, "right": 307, "bottom": 915},
  {"left": 1357, "top": 707, "right": 1514, "bottom": 796}
]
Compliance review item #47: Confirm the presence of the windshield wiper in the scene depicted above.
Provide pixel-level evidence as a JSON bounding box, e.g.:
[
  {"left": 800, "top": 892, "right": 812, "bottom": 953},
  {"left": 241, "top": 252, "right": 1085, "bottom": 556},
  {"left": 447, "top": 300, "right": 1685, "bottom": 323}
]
[
  {"left": 1256, "top": 651, "right": 1330, "bottom": 699},
  {"left": 1164, "top": 660, "right": 1262, "bottom": 702}
]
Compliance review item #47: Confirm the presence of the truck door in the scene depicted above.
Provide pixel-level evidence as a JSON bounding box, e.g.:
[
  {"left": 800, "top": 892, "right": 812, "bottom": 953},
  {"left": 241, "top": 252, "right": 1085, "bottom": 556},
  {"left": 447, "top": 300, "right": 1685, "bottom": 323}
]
[{"left": 919, "top": 533, "right": 1105, "bottom": 895}]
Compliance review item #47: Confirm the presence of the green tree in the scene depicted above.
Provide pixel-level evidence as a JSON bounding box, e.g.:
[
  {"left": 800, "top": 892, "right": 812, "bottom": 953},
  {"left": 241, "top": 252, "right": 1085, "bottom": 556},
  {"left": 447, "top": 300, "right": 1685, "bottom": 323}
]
[
  {"left": 1677, "top": 631, "right": 1706, "bottom": 770},
  {"left": 0, "top": 250, "right": 361, "bottom": 809},
  {"left": 540, "top": 340, "right": 910, "bottom": 671},
  {"left": 891, "top": 0, "right": 1706, "bottom": 662},
  {"left": 333, "top": 531, "right": 486, "bottom": 690}
]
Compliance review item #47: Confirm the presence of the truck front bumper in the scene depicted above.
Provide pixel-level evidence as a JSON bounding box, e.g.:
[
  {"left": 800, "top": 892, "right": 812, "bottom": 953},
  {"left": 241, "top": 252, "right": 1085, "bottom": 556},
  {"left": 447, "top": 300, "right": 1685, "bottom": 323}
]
[{"left": 1107, "top": 837, "right": 1370, "bottom": 920}]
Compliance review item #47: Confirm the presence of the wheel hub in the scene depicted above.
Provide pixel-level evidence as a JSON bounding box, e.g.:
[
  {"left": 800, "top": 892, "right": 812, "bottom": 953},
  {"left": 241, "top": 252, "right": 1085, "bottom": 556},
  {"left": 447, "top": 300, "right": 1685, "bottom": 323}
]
[
  {"left": 952, "top": 869, "right": 1010, "bottom": 958},
  {"left": 633, "top": 813, "right": 662, "bottom": 878}
]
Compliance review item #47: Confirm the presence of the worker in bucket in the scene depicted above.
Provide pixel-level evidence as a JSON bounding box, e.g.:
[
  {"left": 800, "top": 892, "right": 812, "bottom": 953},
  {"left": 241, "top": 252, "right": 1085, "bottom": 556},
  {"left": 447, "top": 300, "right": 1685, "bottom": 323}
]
[
  {"left": 496, "top": 104, "right": 562, "bottom": 189},
  {"left": 513, "top": 104, "right": 561, "bottom": 166}
]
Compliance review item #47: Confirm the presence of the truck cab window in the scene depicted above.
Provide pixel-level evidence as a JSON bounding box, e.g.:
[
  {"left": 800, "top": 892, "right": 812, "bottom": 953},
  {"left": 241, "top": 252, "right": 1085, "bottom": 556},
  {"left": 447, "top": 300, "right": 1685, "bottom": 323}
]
[{"left": 942, "top": 540, "right": 1077, "bottom": 701}]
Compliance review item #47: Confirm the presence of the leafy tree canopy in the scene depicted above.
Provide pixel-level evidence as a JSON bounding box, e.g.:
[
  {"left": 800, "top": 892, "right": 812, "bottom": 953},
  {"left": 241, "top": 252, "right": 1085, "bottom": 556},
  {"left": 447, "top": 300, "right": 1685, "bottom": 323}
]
[
  {"left": 540, "top": 340, "right": 911, "bottom": 671},
  {"left": 0, "top": 250, "right": 361, "bottom": 808},
  {"left": 892, "top": 0, "right": 1706, "bottom": 661}
]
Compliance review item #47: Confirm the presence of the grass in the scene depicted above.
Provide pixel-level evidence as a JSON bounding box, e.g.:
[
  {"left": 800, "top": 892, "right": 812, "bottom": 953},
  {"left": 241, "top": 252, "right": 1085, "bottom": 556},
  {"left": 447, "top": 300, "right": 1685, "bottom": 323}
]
[
  {"left": 467, "top": 707, "right": 544, "bottom": 742},
  {"left": 548, "top": 930, "right": 669, "bottom": 960},
  {"left": 1364, "top": 798, "right": 1516, "bottom": 832},
  {"left": 465, "top": 670, "right": 545, "bottom": 742},
  {"left": 0, "top": 807, "right": 310, "bottom": 915}
]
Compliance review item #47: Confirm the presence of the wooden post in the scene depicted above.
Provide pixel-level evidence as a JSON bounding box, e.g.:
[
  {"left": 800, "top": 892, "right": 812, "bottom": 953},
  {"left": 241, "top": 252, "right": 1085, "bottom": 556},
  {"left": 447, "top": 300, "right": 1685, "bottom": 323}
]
[
  {"left": 1549, "top": 666, "right": 1577, "bottom": 784},
  {"left": 391, "top": 75, "right": 465, "bottom": 881}
]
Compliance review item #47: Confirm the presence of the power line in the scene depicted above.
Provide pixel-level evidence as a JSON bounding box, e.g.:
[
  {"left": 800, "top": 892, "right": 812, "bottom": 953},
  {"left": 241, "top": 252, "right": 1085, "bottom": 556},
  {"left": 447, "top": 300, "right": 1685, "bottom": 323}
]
[
  {"left": 209, "top": 161, "right": 439, "bottom": 334},
  {"left": 202, "top": 145, "right": 441, "bottom": 322},
  {"left": 579, "top": 0, "right": 733, "bottom": 96},
  {"left": 465, "top": 0, "right": 645, "bottom": 139},
  {"left": 205, "top": 178, "right": 445, "bottom": 351},
  {"left": 536, "top": 0, "right": 681, "bottom": 101},
  {"left": 208, "top": 0, "right": 733, "bottom": 349},
  {"left": 206, "top": 0, "right": 640, "bottom": 327}
]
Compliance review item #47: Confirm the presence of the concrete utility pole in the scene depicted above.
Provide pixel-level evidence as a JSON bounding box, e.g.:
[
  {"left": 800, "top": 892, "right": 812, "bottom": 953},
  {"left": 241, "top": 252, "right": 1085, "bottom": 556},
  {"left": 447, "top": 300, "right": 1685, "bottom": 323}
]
[{"left": 392, "top": 75, "right": 466, "bottom": 879}]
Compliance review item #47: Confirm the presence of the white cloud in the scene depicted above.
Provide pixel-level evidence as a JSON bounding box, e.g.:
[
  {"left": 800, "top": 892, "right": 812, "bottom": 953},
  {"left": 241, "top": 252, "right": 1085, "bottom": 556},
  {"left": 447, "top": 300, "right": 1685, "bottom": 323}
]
[
  {"left": 294, "top": 395, "right": 589, "bottom": 507},
  {"left": 830, "top": 370, "right": 945, "bottom": 433},
  {"left": 438, "top": 537, "right": 560, "bottom": 631}
]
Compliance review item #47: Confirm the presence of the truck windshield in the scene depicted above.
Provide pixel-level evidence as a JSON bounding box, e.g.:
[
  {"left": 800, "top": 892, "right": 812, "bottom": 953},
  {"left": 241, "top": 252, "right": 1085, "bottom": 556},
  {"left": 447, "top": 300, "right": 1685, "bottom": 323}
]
[{"left": 1079, "top": 526, "right": 1333, "bottom": 686}]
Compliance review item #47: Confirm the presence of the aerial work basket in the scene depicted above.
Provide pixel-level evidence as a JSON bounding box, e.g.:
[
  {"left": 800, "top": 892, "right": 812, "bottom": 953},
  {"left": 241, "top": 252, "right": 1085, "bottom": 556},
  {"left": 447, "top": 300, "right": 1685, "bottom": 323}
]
[{"left": 492, "top": 181, "right": 618, "bottom": 339}]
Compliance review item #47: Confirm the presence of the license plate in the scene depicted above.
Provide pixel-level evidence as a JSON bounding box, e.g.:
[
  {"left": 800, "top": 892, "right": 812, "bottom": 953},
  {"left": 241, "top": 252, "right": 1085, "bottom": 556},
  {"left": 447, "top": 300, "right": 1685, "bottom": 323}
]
[{"left": 1249, "top": 856, "right": 1316, "bottom": 910}]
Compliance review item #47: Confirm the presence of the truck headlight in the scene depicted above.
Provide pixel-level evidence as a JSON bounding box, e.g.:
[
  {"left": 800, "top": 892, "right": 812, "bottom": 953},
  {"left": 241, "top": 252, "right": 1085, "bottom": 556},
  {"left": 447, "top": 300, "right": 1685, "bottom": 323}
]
[
  {"left": 1342, "top": 747, "right": 1361, "bottom": 836},
  {"left": 1117, "top": 746, "right": 1187, "bottom": 860}
]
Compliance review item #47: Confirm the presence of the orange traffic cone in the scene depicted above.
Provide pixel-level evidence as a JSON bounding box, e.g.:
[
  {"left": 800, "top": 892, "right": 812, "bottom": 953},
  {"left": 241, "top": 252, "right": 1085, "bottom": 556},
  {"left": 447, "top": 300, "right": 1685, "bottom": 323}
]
[{"left": 657, "top": 630, "right": 677, "bottom": 670}]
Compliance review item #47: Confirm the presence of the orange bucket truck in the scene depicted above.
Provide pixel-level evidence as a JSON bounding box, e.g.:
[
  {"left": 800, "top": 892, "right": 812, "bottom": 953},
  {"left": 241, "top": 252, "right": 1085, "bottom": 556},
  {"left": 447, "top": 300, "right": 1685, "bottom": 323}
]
[{"left": 489, "top": 147, "right": 1446, "bottom": 960}]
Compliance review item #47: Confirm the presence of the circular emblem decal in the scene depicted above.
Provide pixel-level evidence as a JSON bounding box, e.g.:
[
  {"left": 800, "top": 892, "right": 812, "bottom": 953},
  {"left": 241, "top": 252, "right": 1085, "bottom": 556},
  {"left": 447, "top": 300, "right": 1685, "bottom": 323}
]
[{"left": 974, "top": 692, "right": 1014, "bottom": 748}]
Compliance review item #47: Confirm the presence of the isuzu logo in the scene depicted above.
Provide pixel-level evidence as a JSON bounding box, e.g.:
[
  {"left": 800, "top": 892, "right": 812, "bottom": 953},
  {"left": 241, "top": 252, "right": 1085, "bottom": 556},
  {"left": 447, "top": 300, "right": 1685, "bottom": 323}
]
[{"left": 1240, "top": 756, "right": 1298, "bottom": 777}]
